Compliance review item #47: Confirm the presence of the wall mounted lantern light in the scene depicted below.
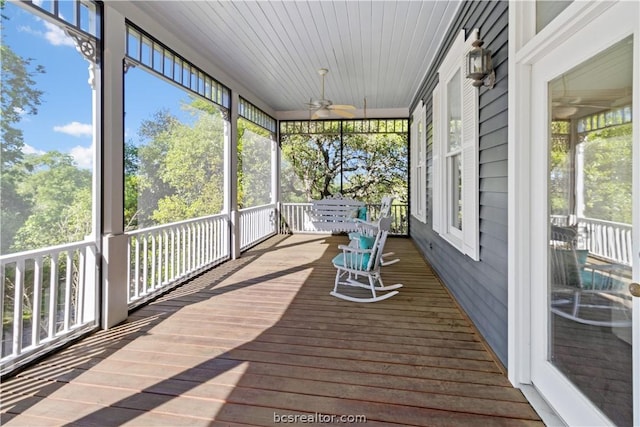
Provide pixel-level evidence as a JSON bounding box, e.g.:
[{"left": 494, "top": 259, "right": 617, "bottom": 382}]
[{"left": 466, "top": 38, "right": 495, "bottom": 89}]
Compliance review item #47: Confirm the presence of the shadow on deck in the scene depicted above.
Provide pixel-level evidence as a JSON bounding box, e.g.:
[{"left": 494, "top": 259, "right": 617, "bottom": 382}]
[{"left": 1, "top": 234, "right": 543, "bottom": 426}]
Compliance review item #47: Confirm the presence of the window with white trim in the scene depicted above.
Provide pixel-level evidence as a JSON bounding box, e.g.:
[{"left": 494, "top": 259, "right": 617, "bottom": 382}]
[
  {"left": 410, "top": 101, "right": 426, "bottom": 222},
  {"left": 432, "top": 29, "right": 480, "bottom": 260}
]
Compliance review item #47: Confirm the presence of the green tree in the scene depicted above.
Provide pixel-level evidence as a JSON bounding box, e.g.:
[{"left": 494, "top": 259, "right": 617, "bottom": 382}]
[
  {"left": 280, "top": 123, "right": 408, "bottom": 205},
  {"left": 342, "top": 132, "right": 408, "bottom": 203},
  {"left": 238, "top": 118, "right": 272, "bottom": 208},
  {"left": 549, "top": 121, "right": 572, "bottom": 217},
  {"left": 582, "top": 124, "right": 632, "bottom": 224},
  {"left": 123, "top": 142, "right": 141, "bottom": 229},
  {"left": 129, "top": 100, "right": 226, "bottom": 228},
  {"left": 280, "top": 133, "right": 342, "bottom": 201},
  {"left": 0, "top": 1, "right": 46, "bottom": 253},
  {"left": 11, "top": 152, "right": 92, "bottom": 251}
]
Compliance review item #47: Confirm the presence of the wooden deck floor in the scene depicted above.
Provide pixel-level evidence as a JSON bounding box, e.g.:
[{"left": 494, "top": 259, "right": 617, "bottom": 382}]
[{"left": 1, "top": 234, "right": 543, "bottom": 426}]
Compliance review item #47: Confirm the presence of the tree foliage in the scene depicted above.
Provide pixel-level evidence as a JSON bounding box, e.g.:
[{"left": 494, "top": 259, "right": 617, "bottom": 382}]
[
  {"left": 342, "top": 133, "right": 408, "bottom": 203},
  {"left": 125, "top": 101, "right": 226, "bottom": 229},
  {"left": 0, "top": 4, "right": 46, "bottom": 253},
  {"left": 280, "top": 133, "right": 341, "bottom": 201},
  {"left": 549, "top": 121, "right": 632, "bottom": 225},
  {"left": 238, "top": 118, "right": 273, "bottom": 208},
  {"left": 280, "top": 125, "right": 408, "bottom": 205},
  {"left": 582, "top": 124, "right": 632, "bottom": 223},
  {"left": 549, "top": 121, "right": 572, "bottom": 217},
  {"left": 10, "top": 152, "right": 92, "bottom": 251}
]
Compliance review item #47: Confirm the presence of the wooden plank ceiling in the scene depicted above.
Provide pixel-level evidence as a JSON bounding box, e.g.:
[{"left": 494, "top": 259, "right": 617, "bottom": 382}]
[{"left": 120, "top": 1, "right": 461, "bottom": 116}]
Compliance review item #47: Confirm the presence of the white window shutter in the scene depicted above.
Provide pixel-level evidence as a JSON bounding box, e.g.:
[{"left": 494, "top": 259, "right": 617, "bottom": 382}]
[
  {"left": 410, "top": 117, "right": 418, "bottom": 218},
  {"left": 431, "top": 84, "right": 442, "bottom": 234},
  {"left": 417, "top": 102, "right": 426, "bottom": 222},
  {"left": 411, "top": 100, "right": 427, "bottom": 223},
  {"left": 461, "top": 34, "right": 480, "bottom": 261}
]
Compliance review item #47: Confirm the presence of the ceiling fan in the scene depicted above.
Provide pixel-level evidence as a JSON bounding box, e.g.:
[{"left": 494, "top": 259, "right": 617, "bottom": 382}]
[{"left": 306, "top": 68, "right": 356, "bottom": 119}]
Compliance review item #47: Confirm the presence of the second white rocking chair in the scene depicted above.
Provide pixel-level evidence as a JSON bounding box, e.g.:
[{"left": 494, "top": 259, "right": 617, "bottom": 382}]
[
  {"left": 331, "top": 217, "right": 403, "bottom": 303},
  {"left": 348, "top": 196, "right": 399, "bottom": 266}
]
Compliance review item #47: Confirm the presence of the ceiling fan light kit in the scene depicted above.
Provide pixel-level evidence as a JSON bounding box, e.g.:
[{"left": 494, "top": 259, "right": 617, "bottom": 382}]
[{"left": 307, "top": 68, "right": 356, "bottom": 119}]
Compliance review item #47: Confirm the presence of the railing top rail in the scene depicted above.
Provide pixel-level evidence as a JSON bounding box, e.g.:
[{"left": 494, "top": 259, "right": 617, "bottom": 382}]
[
  {"left": 281, "top": 202, "right": 313, "bottom": 207},
  {"left": 238, "top": 203, "right": 276, "bottom": 213},
  {"left": 579, "top": 217, "right": 632, "bottom": 229},
  {"left": 126, "top": 212, "right": 229, "bottom": 236},
  {"left": 0, "top": 240, "right": 95, "bottom": 263}
]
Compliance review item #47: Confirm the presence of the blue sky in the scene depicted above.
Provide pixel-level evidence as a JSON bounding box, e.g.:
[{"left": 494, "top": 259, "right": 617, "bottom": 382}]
[{"left": 4, "top": 2, "right": 191, "bottom": 170}]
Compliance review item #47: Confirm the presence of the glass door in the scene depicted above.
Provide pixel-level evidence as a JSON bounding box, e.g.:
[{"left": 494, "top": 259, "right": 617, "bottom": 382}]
[
  {"left": 547, "top": 36, "right": 634, "bottom": 426},
  {"left": 529, "top": 3, "right": 638, "bottom": 425}
]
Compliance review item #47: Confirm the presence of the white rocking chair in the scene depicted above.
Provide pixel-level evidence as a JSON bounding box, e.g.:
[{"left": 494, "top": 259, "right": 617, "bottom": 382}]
[
  {"left": 550, "top": 225, "right": 632, "bottom": 328},
  {"left": 348, "top": 196, "right": 399, "bottom": 266},
  {"left": 331, "top": 217, "right": 403, "bottom": 303}
]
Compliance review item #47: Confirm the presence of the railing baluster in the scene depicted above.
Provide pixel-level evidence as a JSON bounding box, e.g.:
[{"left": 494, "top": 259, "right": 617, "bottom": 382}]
[
  {"left": 164, "top": 230, "right": 169, "bottom": 284},
  {"left": 206, "top": 220, "right": 211, "bottom": 263},
  {"left": 126, "top": 238, "right": 132, "bottom": 300},
  {"left": 76, "top": 249, "right": 86, "bottom": 325},
  {"left": 32, "top": 257, "right": 42, "bottom": 346},
  {"left": 134, "top": 237, "right": 140, "bottom": 298},
  {"left": 12, "top": 260, "right": 24, "bottom": 356},
  {"left": 63, "top": 251, "right": 72, "bottom": 332},
  {"left": 48, "top": 253, "right": 58, "bottom": 338},
  {"left": 0, "top": 265, "right": 5, "bottom": 354},
  {"left": 188, "top": 224, "right": 193, "bottom": 271},
  {"left": 198, "top": 222, "right": 203, "bottom": 267},
  {"left": 151, "top": 234, "right": 157, "bottom": 290},
  {"left": 181, "top": 225, "right": 186, "bottom": 275},
  {"left": 142, "top": 235, "right": 149, "bottom": 295},
  {"left": 170, "top": 229, "right": 175, "bottom": 280}
]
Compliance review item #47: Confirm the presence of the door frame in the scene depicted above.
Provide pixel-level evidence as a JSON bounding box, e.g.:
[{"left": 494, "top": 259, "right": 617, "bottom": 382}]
[{"left": 508, "top": 1, "right": 640, "bottom": 425}]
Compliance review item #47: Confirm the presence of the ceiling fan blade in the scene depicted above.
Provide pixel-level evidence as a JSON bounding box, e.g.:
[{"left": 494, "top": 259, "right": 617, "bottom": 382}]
[
  {"left": 331, "top": 109, "right": 355, "bottom": 119},
  {"left": 329, "top": 104, "right": 356, "bottom": 110}
]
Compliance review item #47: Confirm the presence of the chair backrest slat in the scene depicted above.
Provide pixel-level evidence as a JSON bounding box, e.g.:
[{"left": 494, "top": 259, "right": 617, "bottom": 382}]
[{"left": 367, "top": 217, "right": 392, "bottom": 271}]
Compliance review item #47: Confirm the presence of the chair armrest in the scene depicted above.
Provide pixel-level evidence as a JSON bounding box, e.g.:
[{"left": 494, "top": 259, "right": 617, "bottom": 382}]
[
  {"left": 337, "top": 244, "right": 372, "bottom": 254},
  {"left": 353, "top": 218, "right": 377, "bottom": 227}
]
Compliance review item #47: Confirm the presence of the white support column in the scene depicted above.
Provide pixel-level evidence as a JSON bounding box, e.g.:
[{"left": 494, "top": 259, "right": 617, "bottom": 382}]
[
  {"left": 225, "top": 92, "right": 240, "bottom": 259},
  {"left": 85, "top": 59, "right": 100, "bottom": 324},
  {"left": 101, "top": 5, "right": 128, "bottom": 328},
  {"left": 574, "top": 129, "right": 585, "bottom": 221},
  {"left": 507, "top": 0, "right": 535, "bottom": 387},
  {"left": 271, "top": 131, "right": 281, "bottom": 232}
]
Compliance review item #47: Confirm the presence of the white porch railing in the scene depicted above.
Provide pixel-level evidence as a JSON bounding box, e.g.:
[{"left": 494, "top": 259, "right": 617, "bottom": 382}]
[
  {"left": 1, "top": 241, "right": 98, "bottom": 375},
  {"left": 580, "top": 217, "right": 633, "bottom": 266},
  {"left": 126, "top": 213, "right": 230, "bottom": 307},
  {"left": 551, "top": 215, "right": 633, "bottom": 266},
  {"left": 279, "top": 202, "right": 409, "bottom": 235},
  {"left": 238, "top": 203, "right": 277, "bottom": 251},
  {"left": 279, "top": 203, "right": 315, "bottom": 233}
]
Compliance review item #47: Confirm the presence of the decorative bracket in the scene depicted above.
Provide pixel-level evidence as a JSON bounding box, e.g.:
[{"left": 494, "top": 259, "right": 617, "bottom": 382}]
[
  {"left": 65, "top": 27, "right": 98, "bottom": 64},
  {"left": 123, "top": 59, "right": 136, "bottom": 74}
]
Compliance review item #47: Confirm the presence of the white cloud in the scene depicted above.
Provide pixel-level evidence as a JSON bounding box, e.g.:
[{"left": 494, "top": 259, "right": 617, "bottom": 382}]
[
  {"left": 18, "top": 18, "right": 74, "bottom": 48},
  {"left": 42, "top": 20, "right": 75, "bottom": 47},
  {"left": 70, "top": 143, "right": 94, "bottom": 170},
  {"left": 53, "top": 121, "right": 93, "bottom": 137},
  {"left": 22, "top": 144, "right": 46, "bottom": 155}
]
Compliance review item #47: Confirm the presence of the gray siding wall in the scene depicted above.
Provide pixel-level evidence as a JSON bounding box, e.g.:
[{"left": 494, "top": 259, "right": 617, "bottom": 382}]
[{"left": 410, "top": 0, "right": 509, "bottom": 365}]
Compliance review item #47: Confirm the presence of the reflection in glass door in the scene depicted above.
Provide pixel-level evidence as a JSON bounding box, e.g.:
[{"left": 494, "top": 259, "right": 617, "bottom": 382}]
[{"left": 547, "top": 36, "right": 634, "bottom": 426}]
